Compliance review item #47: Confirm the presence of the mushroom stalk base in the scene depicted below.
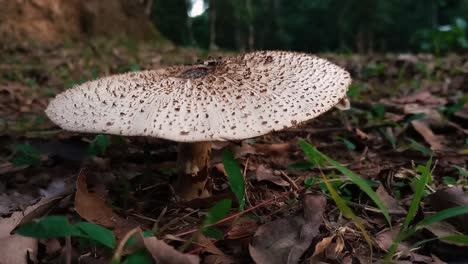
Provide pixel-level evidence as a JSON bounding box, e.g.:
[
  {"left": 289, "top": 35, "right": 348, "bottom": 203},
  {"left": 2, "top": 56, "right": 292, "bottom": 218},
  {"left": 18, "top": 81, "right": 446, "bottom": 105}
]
[{"left": 174, "top": 141, "right": 211, "bottom": 200}]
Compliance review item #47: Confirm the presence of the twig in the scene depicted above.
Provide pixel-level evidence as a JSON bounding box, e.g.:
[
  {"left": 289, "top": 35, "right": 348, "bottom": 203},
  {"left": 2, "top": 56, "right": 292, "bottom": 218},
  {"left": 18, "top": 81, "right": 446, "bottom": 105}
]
[
  {"left": 279, "top": 171, "right": 300, "bottom": 191},
  {"left": 174, "top": 190, "right": 295, "bottom": 238},
  {"left": 153, "top": 206, "right": 168, "bottom": 231},
  {"left": 64, "top": 236, "right": 72, "bottom": 264},
  {"left": 111, "top": 227, "right": 140, "bottom": 263}
]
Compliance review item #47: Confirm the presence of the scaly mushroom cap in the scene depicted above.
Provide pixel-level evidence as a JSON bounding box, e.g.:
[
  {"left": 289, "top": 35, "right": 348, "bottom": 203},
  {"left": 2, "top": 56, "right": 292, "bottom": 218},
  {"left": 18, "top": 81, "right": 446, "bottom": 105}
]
[{"left": 46, "top": 51, "right": 351, "bottom": 142}]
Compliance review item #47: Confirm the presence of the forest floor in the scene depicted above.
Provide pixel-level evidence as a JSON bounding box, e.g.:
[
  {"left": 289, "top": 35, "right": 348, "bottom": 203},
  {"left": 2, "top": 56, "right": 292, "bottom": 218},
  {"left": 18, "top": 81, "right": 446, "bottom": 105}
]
[{"left": 0, "top": 40, "right": 467, "bottom": 263}]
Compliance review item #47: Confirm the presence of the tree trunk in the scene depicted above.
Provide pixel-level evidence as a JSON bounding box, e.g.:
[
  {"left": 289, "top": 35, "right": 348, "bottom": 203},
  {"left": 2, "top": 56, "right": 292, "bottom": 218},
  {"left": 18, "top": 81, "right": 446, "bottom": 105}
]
[{"left": 0, "top": 0, "right": 160, "bottom": 45}]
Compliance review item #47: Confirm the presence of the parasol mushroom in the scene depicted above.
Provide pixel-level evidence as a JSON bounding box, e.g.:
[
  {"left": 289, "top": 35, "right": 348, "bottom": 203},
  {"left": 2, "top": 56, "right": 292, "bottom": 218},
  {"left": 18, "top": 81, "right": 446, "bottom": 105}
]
[{"left": 45, "top": 50, "right": 352, "bottom": 200}]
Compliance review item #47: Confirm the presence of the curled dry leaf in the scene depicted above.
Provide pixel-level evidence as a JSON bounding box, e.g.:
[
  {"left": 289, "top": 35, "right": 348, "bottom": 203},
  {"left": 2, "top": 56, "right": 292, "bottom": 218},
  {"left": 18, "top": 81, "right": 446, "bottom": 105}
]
[
  {"left": 0, "top": 197, "right": 61, "bottom": 264},
  {"left": 312, "top": 235, "right": 335, "bottom": 257},
  {"left": 249, "top": 194, "right": 326, "bottom": 264},
  {"left": 376, "top": 185, "right": 407, "bottom": 215},
  {"left": 254, "top": 165, "right": 289, "bottom": 187}
]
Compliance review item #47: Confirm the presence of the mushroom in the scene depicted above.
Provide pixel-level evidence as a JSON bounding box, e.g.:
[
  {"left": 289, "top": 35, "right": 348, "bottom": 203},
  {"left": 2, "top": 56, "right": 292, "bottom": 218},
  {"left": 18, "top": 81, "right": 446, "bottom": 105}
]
[{"left": 45, "top": 51, "right": 352, "bottom": 200}]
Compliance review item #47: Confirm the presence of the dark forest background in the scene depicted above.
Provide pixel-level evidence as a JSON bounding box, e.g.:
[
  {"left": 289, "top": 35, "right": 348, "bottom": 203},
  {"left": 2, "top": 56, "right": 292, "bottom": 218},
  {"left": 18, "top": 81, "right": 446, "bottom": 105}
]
[{"left": 153, "top": 0, "right": 468, "bottom": 55}]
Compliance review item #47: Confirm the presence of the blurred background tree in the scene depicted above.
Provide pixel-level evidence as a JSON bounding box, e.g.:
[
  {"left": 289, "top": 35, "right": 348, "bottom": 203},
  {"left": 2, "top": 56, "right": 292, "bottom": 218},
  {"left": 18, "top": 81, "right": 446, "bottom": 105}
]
[
  {"left": 152, "top": 0, "right": 468, "bottom": 54},
  {"left": 1, "top": 0, "right": 467, "bottom": 55}
]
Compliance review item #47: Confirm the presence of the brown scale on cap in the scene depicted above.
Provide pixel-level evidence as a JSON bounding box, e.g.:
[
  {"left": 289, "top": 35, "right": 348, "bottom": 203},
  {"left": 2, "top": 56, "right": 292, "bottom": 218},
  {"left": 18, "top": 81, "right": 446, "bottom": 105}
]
[{"left": 46, "top": 51, "right": 351, "bottom": 142}]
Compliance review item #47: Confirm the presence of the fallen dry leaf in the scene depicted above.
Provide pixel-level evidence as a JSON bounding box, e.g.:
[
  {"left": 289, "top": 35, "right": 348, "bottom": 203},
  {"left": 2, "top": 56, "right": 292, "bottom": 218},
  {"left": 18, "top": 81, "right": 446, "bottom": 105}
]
[
  {"left": 428, "top": 187, "right": 468, "bottom": 233},
  {"left": 0, "top": 197, "right": 61, "bottom": 264},
  {"left": 193, "top": 232, "right": 223, "bottom": 255},
  {"left": 226, "top": 217, "right": 258, "bottom": 239},
  {"left": 312, "top": 235, "right": 335, "bottom": 257},
  {"left": 254, "top": 165, "right": 289, "bottom": 187},
  {"left": 74, "top": 171, "right": 116, "bottom": 227},
  {"left": 393, "top": 91, "right": 447, "bottom": 105},
  {"left": 411, "top": 120, "right": 446, "bottom": 151},
  {"left": 143, "top": 235, "right": 200, "bottom": 264},
  {"left": 423, "top": 221, "right": 465, "bottom": 246},
  {"left": 74, "top": 171, "right": 136, "bottom": 238},
  {"left": 249, "top": 194, "right": 326, "bottom": 264},
  {"left": 204, "top": 254, "right": 237, "bottom": 264},
  {"left": 253, "top": 143, "right": 291, "bottom": 155},
  {"left": 375, "top": 226, "right": 408, "bottom": 252},
  {"left": 376, "top": 185, "right": 407, "bottom": 215}
]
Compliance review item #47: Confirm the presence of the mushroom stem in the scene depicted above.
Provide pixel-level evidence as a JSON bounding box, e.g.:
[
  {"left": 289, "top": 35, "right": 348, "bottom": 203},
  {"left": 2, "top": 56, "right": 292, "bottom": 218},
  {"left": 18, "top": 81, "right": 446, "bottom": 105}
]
[{"left": 174, "top": 141, "right": 212, "bottom": 200}]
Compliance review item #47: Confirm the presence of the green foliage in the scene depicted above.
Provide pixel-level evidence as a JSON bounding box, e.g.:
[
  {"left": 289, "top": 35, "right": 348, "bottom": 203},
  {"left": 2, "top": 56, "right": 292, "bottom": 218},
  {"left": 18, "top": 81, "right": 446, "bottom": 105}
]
[
  {"left": 407, "top": 138, "right": 434, "bottom": 156},
  {"left": 338, "top": 137, "right": 356, "bottom": 151},
  {"left": 124, "top": 249, "right": 153, "bottom": 264},
  {"left": 385, "top": 158, "right": 431, "bottom": 260},
  {"left": 158, "top": 0, "right": 468, "bottom": 53},
  {"left": 87, "top": 134, "right": 111, "bottom": 156},
  {"left": 17, "top": 216, "right": 82, "bottom": 238},
  {"left": 347, "top": 84, "right": 366, "bottom": 100},
  {"left": 17, "top": 216, "right": 116, "bottom": 249},
  {"left": 75, "top": 222, "right": 116, "bottom": 249},
  {"left": 222, "top": 150, "right": 246, "bottom": 210},
  {"left": 297, "top": 143, "right": 468, "bottom": 260},
  {"left": 440, "top": 95, "right": 468, "bottom": 115},
  {"left": 11, "top": 144, "right": 42, "bottom": 167},
  {"left": 298, "top": 140, "right": 391, "bottom": 225},
  {"left": 321, "top": 173, "right": 372, "bottom": 247},
  {"left": 201, "top": 199, "right": 232, "bottom": 239},
  {"left": 414, "top": 17, "right": 468, "bottom": 55}
]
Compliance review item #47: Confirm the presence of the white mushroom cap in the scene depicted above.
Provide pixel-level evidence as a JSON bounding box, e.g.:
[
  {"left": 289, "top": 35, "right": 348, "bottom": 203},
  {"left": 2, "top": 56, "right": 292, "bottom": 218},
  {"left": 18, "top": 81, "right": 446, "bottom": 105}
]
[{"left": 46, "top": 51, "right": 351, "bottom": 142}]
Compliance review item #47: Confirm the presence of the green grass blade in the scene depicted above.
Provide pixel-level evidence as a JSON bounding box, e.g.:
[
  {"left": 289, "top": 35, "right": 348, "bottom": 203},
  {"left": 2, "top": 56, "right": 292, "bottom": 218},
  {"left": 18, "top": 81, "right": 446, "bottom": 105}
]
[
  {"left": 298, "top": 139, "right": 391, "bottom": 226},
  {"left": 440, "top": 235, "right": 468, "bottom": 245},
  {"left": 402, "top": 157, "right": 432, "bottom": 230},
  {"left": 415, "top": 205, "right": 468, "bottom": 228},
  {"left": 202, "top": 199, "right": 232, "bottom": 239},
  {"left": 222, "top": 150, "right": 246, "bottom": 210},
  {"left": 386, "top": 158, "right": 432, "bottom": 261},
  {"left": 321, "top": 174, "right": 373, "bottom": 251},
  {"left": 203, "top": 199, "right": 232, "bottom": 226}
]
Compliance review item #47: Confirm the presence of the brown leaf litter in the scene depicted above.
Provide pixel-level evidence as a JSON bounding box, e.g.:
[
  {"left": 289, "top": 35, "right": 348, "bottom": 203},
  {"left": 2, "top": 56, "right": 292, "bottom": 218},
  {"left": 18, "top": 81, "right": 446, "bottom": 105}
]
[{"left": 249, "top": 194, "right": 326, "bottom": 264}]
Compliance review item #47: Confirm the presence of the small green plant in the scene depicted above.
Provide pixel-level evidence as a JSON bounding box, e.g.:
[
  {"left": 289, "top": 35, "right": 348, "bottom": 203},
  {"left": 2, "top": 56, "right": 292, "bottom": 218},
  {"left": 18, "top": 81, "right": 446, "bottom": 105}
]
[
  {"left": 11, "top": 144, "right": 42, "bottom": 167},
  {"left": 17, "top": 216, "right": 116, "bottom": 249},
  {"left": 298, "top": 139, "right": 391, "bottom": 225},
  {"left": 201, "top": 199, "right": 232, "bottom": 239},
  {"left": 222, "top": 150, "right": 246, "bottom": 210},
  {"left": 407, "top": 138, "right": 433, "bottom": 156},
  {"left": 413, "top": 17, "right": 468, "bottom": 55},
  {"left": 385, "top": 158, "right": 468, "bottom": 261},
  {"left": 440, "top": 95, "right": 468, "bottom": 116},
  {"left": 87, "top": 134, "right": 111, "bottom": 156},
  {"left": 362, "top": 63, "right": 386, "bottom": 79},
  {"left": 347, "top": 83, "right": 366, "bottom": 100},
  {"left": 297, "top": 141, "right": 468, "bottom": 261}
]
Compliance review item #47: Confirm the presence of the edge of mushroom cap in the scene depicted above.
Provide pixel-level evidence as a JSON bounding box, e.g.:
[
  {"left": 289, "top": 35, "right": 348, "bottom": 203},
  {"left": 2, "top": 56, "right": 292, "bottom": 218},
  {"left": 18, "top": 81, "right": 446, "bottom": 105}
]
[{"left": 45, "top": 51, "right": 352, "bottom": 142}]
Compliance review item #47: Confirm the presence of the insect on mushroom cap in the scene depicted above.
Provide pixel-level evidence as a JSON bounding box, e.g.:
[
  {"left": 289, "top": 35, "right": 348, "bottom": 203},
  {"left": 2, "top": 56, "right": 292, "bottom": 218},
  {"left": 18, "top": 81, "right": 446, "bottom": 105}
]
[{"left": 45, "top": 51, "right": 352, "bottom": 142}]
